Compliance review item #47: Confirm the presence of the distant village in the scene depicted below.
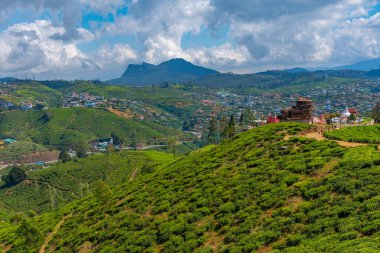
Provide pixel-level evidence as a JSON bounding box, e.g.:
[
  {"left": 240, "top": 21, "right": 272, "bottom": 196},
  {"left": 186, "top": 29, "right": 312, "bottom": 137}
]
[{"left": 1, "top": 79, "right": 379, "bottom": 142}]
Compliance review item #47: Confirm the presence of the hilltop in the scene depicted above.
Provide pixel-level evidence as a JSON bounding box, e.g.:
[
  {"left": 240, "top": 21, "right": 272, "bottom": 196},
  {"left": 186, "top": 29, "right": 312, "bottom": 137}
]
[
  {"left": 1, "top": 123, "right": 380, "bottom": 252},
  {"left": 108, "top": 58, "right": 220, "bottom": 85}
]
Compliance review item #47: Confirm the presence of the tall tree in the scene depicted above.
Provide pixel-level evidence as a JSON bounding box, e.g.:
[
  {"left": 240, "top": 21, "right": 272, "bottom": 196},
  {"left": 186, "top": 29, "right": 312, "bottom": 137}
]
[
  {"left": 228, "top": 114, "right": 235, "bottom": 138},
  {"left": 239, "top": 113, "right": 244, "bottom": 127},
  {"left": 167, "top": 136, "right": 178, "bottom": 160},
  {"left": 220, "top": 115, "right": 229, "bottom": 140},
  {"left": 208, "top": 117, "right": 218, "bottom": 144},
  {"left": 111, "top": 132, "right": 124, "bottom": 146},
  {"left": 244, "top": 109, "right": 254, "bottom": 126},
  {"left": 371, "top": 100, "right": 380, "bottom": 123}
]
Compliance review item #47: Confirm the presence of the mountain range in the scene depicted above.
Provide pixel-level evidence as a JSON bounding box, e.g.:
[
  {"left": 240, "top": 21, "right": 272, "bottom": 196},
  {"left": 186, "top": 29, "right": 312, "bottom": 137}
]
[
  {"left": 107, "top": 57, "right": 380, "bottom": 87},
  {"left": 334, "top": 58, "right": 380, "bottom": 71}
]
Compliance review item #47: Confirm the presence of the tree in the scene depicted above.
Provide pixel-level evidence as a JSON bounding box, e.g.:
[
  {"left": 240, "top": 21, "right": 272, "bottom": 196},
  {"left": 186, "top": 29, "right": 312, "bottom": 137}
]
[
  {"left": 77, "top": 148, "right": 87, "bottom": 158},
  {"left": 111, "top": 132, "right": 124, "bottom": 146},
  {"left": 130, "top": 130, "right": 139, "bottom": 150},
  {"left": 34, "top": 103, "right": 45, "bottom": 110},
  {"left": 59, "top": 150, "right": 70, "bottom": 163},
  {"left": 2, "top": 166, "right": 26, "bottom": 186},
  {"left": 371, "top": 101, "right": 380, "bottom": 123},
  {"left": 167, "top": 136, "right": 178, "bottom": 159},
  {"left": 348, "top": 113, "right": 356, "bottom": 127},
  {"left": 220, "top": 115, "right": 229, "bottom": 140},
  {"left": 92, "top": 180, "right": 113, "bottom": 204},
  {"left": 239, "top": 113, "right": 244, "bottom": 127},
  {"left": 208, "top": 117, "right": 218, "bottom": 144},
  {"left": 228, "top": 114, "right": 235, "bottom": 138},
  {"left": 16, "top": 219, "right": 42, "bottom": 246}
]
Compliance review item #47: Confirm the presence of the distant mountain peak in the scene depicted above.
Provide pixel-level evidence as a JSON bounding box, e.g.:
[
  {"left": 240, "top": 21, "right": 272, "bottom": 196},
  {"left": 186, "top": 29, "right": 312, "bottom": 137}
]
[{"left": 110, "top": 58, "right": 220, "bottom": 85}]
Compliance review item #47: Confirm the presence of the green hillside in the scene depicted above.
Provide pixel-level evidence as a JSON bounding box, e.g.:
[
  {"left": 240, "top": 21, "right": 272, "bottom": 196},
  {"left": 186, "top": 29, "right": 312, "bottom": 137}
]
[
  {"left": 1, "top": 123, "right": 380, "bottom": 252},
  {"left": 324, "top": 125, "right": 380, "bottom": 144},
  {"left": 0, "top": 82, "right": 61, "bottom": 107},
  {"left": 0, "top": 150, "right": 175, "bottom": 215},
  {"left": 0, "top": 107, "right": 181, "bottom": 152}
]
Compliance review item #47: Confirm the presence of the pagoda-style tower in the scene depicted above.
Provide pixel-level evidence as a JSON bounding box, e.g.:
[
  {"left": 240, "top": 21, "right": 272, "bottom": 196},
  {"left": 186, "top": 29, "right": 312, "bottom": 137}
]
[{"left": 280, "top": 97, "right": 314, "bottom": 123}]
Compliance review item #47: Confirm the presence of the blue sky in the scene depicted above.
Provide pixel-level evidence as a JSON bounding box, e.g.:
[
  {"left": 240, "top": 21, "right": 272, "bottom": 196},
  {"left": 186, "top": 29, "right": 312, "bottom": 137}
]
[{"left": 0, "top": 0, "right": 379, "bottom": 80}]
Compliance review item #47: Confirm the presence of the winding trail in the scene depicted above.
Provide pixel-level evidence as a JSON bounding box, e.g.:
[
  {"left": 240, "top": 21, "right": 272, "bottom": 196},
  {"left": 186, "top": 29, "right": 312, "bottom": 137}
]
[
  {"left": 303, "top": 132, "right": 379, "bottom": 149},
  {"left": 39, "top": 213, "right": 73, "bottom": 253},
  {"left": 129, "top": 167, "right": 138, "bottom": 182}
]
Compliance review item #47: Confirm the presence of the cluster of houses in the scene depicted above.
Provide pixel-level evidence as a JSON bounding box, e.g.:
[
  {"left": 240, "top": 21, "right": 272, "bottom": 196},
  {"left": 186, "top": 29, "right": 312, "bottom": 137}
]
[
  {"left": 1, "top": 84, "right": 37, "bottom": 111},
  {"left": 0, "top": 99, "right": 34, "bottom": 111},
  {"left": 60, "top": 92, "right": 108, "bottom": 108}
]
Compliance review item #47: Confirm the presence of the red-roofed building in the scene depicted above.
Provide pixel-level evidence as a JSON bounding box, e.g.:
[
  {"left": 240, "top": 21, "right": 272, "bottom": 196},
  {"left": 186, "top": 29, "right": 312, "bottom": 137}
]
[
  {"left": 348, "top": 108, "right": 359, "bottom": 116},
  {"left": 267, "top": 115, "right": 280, "bottom": 124}
]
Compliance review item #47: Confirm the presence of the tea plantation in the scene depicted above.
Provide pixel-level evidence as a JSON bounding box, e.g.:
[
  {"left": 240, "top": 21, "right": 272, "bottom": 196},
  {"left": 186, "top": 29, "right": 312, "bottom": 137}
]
[
  {"left": 1, "top": 123, "right": 380, "bottom": 252},
  {"left": 324, "top": 125, "right": 380, "bottom": 144},
  {"left": 0, "top": 108, "right": 181, "bottom": 152}
]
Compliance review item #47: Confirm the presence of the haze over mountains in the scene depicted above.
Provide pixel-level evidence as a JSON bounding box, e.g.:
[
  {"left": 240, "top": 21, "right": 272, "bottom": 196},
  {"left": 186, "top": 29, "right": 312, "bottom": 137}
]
[{"left": 107, "top": 57, "right": 380, "bottom": 87}]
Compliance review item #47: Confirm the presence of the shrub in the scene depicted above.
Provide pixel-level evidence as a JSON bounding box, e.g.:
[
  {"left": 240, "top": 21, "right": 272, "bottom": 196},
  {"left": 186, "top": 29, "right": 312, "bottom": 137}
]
[
  {"left": 218, "top": 202, "right": 236, "bottom": 214},
  {"left": 2, "top": 166, "right": 26, "bottom": 186},
  {"left": 92, "top": 180, "right": 113, "bottom": 204}
]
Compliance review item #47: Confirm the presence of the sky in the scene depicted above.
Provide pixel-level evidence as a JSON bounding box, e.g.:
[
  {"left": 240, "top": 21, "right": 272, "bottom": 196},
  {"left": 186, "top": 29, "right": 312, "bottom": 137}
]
[{"left": 0, "top": 0, "right": 380, "bottom": 80}]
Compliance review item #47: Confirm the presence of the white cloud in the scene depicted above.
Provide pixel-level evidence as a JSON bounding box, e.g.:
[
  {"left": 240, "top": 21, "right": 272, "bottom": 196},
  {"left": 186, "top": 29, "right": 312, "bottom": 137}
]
[
  {"left": 0, "top": 20, "right": 99, "bottom": 78},
  {"left": 2, "top": 0, "right": 380, "bottom": 78},
  {"left": 99, "top": 44, "right": 138, "bottom": 64},
  {"left": 101, "top": 0, "right": 380, "bottom": 74}
]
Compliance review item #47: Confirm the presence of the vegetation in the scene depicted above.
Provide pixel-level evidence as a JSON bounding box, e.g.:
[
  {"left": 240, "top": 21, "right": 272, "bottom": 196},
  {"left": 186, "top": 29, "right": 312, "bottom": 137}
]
[
  {"left": 0, "top": 150, "right": 176, "bottom": 213},
  {"left": 324, "top": 125, "right": 380, "bottom": 144},
  {"left": 0, "top": 82, "right": 61, "bottom": 108},
  {"left": 372, "top": 101, "right": 380, "bottom": 123},
  {"left": 0, "top": 107, "right": 181, "bottom": 154},
  {"left": 1, "top": 123, "right": 380, "bottom": 252},
  {"left": 2, "top": 167, "right": 26, "bottom": 186}
]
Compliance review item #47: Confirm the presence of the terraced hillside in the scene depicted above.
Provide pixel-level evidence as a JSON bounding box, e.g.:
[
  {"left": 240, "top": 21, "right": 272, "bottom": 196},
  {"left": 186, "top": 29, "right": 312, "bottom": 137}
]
[
  {"left": 324, "top": 125, "right": 380, "bottom": 144},
  {"left": 1, "top": 123, "right": 380, "bottom": 252},
  {"left": 0, "top": 107, "right": 181, "bottom": 152},
  {"left": 0, "top": 151, "right": 176, "bottom": 214}
]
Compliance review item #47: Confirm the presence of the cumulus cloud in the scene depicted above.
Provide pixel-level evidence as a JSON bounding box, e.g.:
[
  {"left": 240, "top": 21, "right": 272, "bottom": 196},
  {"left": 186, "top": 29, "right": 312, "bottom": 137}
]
[
  {"left": 0, "top": 0, "right": 84, "bottom": 41},
  {"left": 100, "top": 0, "right": 380, "bottom": 73},
  {"left": 0, "top": 20, "right": 99, "bottom": 78},
  {"left": 99, "top": 44, "right": 138, "bottom": 64},
  {"left": 1, "top": 0, "right": 380, "bottom": 78}
]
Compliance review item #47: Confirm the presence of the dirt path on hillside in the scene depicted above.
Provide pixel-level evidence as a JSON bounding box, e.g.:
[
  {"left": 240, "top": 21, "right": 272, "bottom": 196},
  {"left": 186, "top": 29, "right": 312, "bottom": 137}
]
[
  {"left": 299, "top": 132, "right": 379, "bottom": 149},
  {"left": 107, "top": 107, "right": 134, "bottom": 119},
  {"left": 0, "top": 151, "right": 59, "bottom": 170},
  {"left": 39, "top": 213, "right": 73, "bottom": 253},
  {"left": 129, "top": 168, "right": 138, "bottom": 182}
]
